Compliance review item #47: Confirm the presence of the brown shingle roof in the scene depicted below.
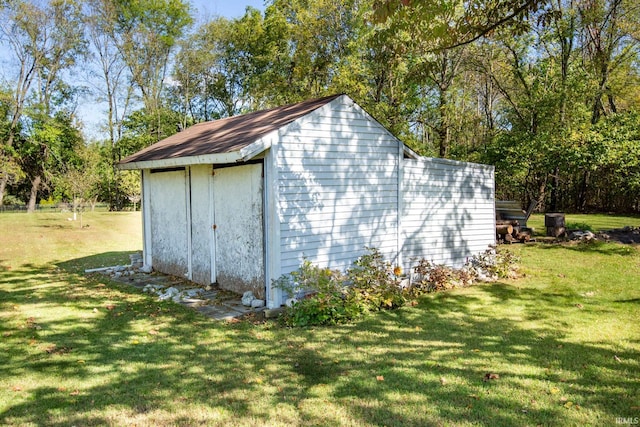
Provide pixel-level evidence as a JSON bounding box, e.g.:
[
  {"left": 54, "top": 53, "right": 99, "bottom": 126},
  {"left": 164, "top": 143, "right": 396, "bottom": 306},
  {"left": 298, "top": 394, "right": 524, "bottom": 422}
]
[{"left": 119, "top": 94, "right": 342, "bottom": 165}]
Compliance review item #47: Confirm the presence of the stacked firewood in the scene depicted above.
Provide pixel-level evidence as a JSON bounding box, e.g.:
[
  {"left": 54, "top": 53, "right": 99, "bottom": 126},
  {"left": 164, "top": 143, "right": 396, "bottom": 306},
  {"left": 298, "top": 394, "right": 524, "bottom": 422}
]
[{"left": 496, "top": 221, "right": 533, "bottom": 244}]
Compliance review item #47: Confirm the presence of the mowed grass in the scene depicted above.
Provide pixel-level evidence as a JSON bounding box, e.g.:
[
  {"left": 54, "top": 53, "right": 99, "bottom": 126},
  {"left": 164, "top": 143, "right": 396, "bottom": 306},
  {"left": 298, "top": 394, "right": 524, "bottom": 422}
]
[
  {"left": 528, "top": 212, "right": 640, "bottom": 233},
  {"left": 1, "top": 212, "right": 639, "bottom": 426}
]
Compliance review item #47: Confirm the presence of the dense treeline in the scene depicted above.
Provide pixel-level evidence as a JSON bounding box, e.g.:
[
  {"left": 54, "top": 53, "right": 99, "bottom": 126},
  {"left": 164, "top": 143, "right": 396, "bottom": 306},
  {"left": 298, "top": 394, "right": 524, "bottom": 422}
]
[{"left": 1, "top": 0, "right": 639, "bottom": 213}]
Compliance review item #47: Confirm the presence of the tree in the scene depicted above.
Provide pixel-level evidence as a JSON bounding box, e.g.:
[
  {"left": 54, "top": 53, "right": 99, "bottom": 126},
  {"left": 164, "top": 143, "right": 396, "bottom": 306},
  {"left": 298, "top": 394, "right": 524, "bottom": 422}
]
[
  {"left": 579, "top": 0, "right": 640, "bottom": 124},
  {"left": 109, "top": 0, "right": 192, "bottom": 142},
  {"left": 84, "top": 0, "right": 134, "bottom": 209},
  {"left": 372, "top": 0, "right": 541, "bottom": 50},
  {"left": 0, "top": 86, "right": 25, "bottom": 200},
  {"left": 0, "top": 0, "right": 87, "bottom": 210},
  {"left": 17, "top": 110, "right": 86, "bottom": 212},
  {"left": 0, "top": 0, "right": 45, "bottom": 206},
  {"left": 172, "top": 14, "right": 254, "bottom": 122}
]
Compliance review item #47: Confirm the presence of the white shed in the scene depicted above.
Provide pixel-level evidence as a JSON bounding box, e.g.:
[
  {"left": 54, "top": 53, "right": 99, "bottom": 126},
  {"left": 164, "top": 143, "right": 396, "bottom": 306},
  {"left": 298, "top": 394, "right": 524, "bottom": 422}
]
[{"left": 118, "top": 94, "right": 495, "bottom": 308}]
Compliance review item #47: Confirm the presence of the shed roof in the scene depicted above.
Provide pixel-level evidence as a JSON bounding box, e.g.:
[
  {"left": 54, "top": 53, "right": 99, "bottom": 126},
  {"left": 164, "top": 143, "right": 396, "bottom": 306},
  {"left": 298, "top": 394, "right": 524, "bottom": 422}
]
[{"left": 118, "top": 94, "right": 342, "bottom": 168}]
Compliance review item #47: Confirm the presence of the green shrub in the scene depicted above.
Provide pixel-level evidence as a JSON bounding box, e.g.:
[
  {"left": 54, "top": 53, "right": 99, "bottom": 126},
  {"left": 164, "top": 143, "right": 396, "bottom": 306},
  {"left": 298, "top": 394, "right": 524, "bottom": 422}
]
[
  {"left": 39, "top": 196, "right": 60, "bottom": 206},
  {"left": 406, "top": 260, "right": 475, "bottom": 297},
  {"left": 468, "top": 248, "right": 520, "bottom": 280},
  {"left": 565, "top": 222, "right": 594, "bottom": 232},
  {"left": 274, "top": 247, "right": 519, "bottom": 327},
  {"left": 274, "top": 249, "right": 405, "bottom": 327},
  {"left": 274, "top": 260, "right": 351, "bottom": 326},
  {"left": 345, "top": 248, "right": 405, "bottom": 314},
  {"left": 2, "top": 194, "right": 24, "bottom": 206}
]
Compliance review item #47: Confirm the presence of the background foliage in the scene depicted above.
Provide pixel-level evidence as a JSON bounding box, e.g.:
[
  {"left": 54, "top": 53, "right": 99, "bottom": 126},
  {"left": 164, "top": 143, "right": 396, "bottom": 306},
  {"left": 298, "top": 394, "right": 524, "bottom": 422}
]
[{"left": 1, "top": 0, "right": 639, "bottom": 212}]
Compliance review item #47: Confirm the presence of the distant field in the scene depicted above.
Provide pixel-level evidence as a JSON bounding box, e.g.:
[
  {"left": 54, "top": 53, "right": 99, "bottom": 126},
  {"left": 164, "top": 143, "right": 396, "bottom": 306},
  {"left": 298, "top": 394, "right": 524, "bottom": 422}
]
[
  {"left": 0, "top": 211, "right": 142, "bottom": 269},
  {"left": 0, "top": 212, "right": 638, "bottom": 426}
]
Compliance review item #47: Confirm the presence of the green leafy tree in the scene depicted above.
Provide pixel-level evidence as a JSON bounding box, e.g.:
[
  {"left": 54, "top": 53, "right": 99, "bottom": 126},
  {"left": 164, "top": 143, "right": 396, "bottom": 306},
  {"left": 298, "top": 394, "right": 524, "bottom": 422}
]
[
  {"left": 0, "top": 0, "right": 86, "bottom": 211},
  {"left": 55, "top": 141, "right": 102, "bottom": 224},
  {"left": 172, "top": 13, "right": 258, "bottom": 122},
  {"left": 372, "top": 0, "right": 540, "bottom": 50},
  {"left": 110, "top": 0, "right": 192, "bottom": 142},
  {"left": 84, "top": 0, "right": 135, "bottom": 210},
  {"left": 17, "top": 110, "right": 85, "bottom": 212}
]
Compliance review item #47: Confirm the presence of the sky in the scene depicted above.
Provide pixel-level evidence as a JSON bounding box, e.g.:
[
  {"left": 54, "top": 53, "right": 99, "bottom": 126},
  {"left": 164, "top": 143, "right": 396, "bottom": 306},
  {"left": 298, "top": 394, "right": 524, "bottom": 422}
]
[{"left": 196, "top": 0, "right": 266, "bottom": 19}]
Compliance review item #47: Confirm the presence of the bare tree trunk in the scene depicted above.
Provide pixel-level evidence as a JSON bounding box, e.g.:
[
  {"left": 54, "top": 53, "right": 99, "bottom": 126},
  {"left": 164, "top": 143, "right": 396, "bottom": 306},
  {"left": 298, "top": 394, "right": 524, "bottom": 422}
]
[
  {"left": 0, "top": 174, "right": 7, "bottom": 206},
  {"left": 550, "top": 167, "right": 560, "bottom": 212},
  {"left": 27, "top": 175, "right": 41, "bottom": 213},
  {"left": 437, "top": 90, "right": 449, "bottom": 158}
]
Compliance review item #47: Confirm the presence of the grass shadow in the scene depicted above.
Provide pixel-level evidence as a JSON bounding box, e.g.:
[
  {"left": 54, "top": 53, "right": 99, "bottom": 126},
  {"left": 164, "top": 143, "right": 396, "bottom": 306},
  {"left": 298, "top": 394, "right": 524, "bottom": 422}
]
[
  {"left": 1, "top": 246, "right": 639, "bottom": 426},
  {"left": 56, "top": 251, "right": 140, "bottom": 274}
]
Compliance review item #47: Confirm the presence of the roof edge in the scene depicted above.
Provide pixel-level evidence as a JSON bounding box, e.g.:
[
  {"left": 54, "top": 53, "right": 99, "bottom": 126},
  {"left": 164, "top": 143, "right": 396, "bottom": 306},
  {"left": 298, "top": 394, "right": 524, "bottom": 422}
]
[
  {"left": 408, "top": 154, "right": 495, "bottom": 171},
  {"left": 116, "top": 151, "right": 244, "bottom": 170}
]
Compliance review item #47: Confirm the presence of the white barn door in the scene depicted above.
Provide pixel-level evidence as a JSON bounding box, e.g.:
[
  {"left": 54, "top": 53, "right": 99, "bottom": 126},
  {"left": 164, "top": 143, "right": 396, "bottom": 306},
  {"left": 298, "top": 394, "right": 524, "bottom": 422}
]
[
  {"left": 212, "top": 163, "right": 265, "bottom": 298},
  {"left": 147, "top": 169, "right": 189, "bottom": 277}
]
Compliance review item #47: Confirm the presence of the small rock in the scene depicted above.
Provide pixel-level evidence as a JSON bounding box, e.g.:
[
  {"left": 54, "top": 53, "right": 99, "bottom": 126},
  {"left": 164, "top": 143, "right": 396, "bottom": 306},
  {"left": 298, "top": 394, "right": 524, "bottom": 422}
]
[
  {"left": 569, "top": 231, "right": 585, "bottom": 240},
  {"left": 113, "top": 272, "right": 122, "bottom": 278},
  {"left": 183, "top": 288, "right": 203, "bottom": 298},
  {"left": 285, "top": 298, "right": 298, "bottom": 307},
  {"left": 241, "top": 291, "right": 255, "bottom": 307},
  {"left": 143, "top": 284, "right": 164, "bottom": 294},
  {"left": 158, "top": 287, "right": 180, "bottom": 301},
  {"left": 251, "top": 299, "right": 265, "bottom": 309}
]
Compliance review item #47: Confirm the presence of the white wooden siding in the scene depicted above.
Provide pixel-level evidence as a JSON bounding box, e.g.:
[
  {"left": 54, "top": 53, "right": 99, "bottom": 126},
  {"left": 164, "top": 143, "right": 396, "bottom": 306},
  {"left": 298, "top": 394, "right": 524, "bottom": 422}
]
[
  {"left": 401, "top": 157, "right": 495, "bottom": 269},
  {"left": 276, "top": 97, "right": 400, "bottom": 276}
]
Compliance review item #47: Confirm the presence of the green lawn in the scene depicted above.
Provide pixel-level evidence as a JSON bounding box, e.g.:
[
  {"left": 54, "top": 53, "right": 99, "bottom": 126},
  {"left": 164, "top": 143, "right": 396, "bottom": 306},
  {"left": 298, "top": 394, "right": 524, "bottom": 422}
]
[
  {"left": 528, "top": 212, "right": 640, "bottom": 234},
  {"left": 1, "top": 212, "right": 639, "bottom": 426}
]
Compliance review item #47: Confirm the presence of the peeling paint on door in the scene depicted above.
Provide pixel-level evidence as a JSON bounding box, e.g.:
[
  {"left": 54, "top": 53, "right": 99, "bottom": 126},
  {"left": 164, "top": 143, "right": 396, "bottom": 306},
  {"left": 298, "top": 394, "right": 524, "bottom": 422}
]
[
  {"left": 148, "top": 169, "right": 189, "bottom": 277},
  {"left": 213, "top": 163, "right": 265, "bottom": 298}
]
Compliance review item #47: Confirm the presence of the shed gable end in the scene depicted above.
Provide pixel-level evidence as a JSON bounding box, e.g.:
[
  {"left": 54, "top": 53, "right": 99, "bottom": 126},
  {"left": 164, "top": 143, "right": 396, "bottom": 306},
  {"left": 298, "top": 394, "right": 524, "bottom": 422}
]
[{"left": 275, "top": 96, "right": 402, "bottom": 275}]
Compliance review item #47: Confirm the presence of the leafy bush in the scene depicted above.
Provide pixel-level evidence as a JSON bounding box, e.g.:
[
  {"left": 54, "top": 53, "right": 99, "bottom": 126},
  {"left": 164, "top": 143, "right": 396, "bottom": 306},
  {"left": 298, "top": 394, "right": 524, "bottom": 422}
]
[
  {"left": 273, "top": 260, "right": 350, "bottom": 326},
  {"left": 468, "top": 247, "right": 520, "bottom": 280},
  {"left": 406, "top": 260, "right": 475, "bottom": 297},
  {"left": 345, "top": 248, "right": 405, "bottom": 314},
  {"left": 274, "top": 247, "right": 519, "bottom": 327},
  {"left": 39, "top": 196, "right": 60, "bottom": 206},
  {"left": 565, "top": 222, "right": 594, "bottom": 232},
  {"left": 275, "top": 249, "right": 404, "bottom": 327},
  {"left": 2, "top": 194, "right": 24, "bottom": 206}
]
